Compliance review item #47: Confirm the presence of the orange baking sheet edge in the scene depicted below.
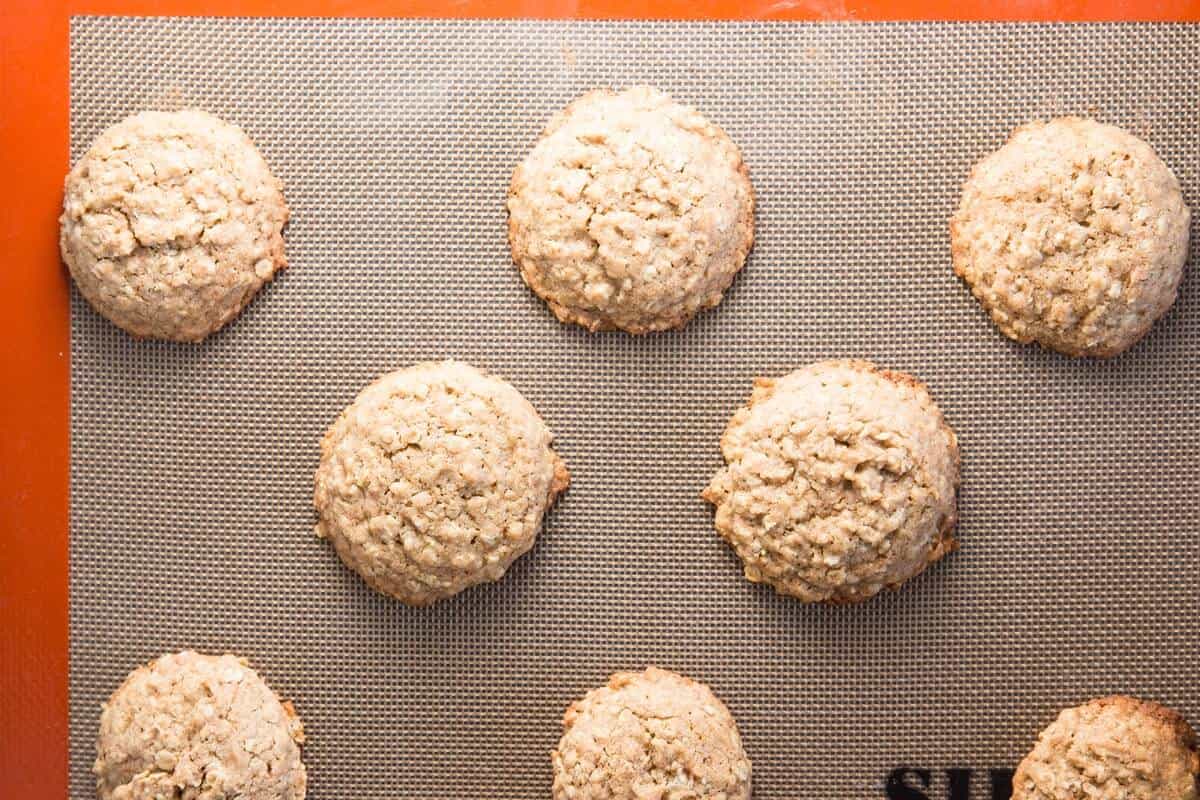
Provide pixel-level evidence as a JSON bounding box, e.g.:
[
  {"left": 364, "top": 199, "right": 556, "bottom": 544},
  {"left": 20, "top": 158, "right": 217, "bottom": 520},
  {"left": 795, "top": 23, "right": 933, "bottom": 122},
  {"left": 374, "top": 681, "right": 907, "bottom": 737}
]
[
  {"left": 3, "top": 1, "right": 1199, "bottom": 799},
  {"left": 28, "top": 0, "right": 1200, "bottom": 19}
]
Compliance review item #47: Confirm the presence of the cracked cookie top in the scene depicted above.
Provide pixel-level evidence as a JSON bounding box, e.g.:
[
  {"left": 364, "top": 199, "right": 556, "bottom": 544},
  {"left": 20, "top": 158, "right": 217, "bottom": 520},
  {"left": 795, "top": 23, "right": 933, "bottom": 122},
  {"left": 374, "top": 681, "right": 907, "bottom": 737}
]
[
  {"left": 313, "top": 360, "right": 569, "bottom": 605},
  {"left": 951, "top": 117, "right": 1189, "bottom": 357},
  {"left": 94, "top": 651, "right": 306, "bottom": 800},
  {"left": 507, "top": 86, "right": 754, "bottom": 334},
  {"left": 1014, "top": 696, "right": 1199, "bottom": 800},
  {"left": 60, "top": 109, "right": 288, "bottom": 341},
  {"left": 703, "top": 360, "right": 959, "bottom": 604},
  {"left": 552, "top": 667, "right": 751, "bottom": 800}
]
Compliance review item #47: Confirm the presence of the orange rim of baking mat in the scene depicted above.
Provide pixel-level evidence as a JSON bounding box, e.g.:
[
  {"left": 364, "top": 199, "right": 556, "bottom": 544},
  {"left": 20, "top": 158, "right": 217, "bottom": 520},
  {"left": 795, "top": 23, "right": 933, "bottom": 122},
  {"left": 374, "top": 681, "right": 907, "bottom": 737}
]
[{"left": 2, "top": 0, "right": 1198, "bottom": 796}]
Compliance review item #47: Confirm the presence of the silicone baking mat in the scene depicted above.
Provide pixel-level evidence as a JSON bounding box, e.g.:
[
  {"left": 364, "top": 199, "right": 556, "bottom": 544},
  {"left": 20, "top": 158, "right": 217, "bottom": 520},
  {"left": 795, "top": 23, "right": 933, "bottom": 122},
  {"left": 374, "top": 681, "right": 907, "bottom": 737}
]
[{"left": 69, "top": 17, "right": 1200, "bottom": 799}]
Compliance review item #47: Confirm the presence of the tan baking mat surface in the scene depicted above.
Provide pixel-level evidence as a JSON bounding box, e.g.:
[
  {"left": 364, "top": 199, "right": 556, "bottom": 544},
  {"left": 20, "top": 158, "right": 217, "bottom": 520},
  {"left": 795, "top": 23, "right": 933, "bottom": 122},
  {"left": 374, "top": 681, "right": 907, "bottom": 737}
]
[{"left": 69, "top": 18, "right": 1200, "bottom": 799}]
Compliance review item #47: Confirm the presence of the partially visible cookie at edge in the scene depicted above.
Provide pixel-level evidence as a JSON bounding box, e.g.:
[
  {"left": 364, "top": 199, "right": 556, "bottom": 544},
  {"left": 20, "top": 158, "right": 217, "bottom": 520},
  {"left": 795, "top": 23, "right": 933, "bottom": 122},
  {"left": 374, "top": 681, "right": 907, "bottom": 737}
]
[
  {"left": 551, "top": 667, "right": 752, "bottom": 800},
  {"left": 703, "top": 359, "right": 959, "bottom": 604},
  {"left": 60, "top": 108, "right": 289, "bottom": 341},
  {"left": 94, "top": 650, "right": 306, "bottom": 800},
  {"left": 951, "top": 117, "right": 1190, "bottom": 357},
  {"left": 313, "top": 360, "right": 569, "bottom": 605},
  {"left": 1013, "top": 695, "right": 1199, "bottom": 800},
  {"left": 508, "top": 86, "right": 755, "bottom": 334}
]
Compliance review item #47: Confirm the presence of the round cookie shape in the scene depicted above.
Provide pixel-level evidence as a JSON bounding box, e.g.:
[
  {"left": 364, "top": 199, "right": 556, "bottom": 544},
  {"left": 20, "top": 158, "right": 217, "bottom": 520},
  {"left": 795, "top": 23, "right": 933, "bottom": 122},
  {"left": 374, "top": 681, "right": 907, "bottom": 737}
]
[
  {"left": 1013, "top": 696, "right": 1199, "bottom": 800},
  {"left": 94, "top": 651, "right": 306, "bottom": 800},
  {"left": 703, "top": 360, "right": 959, "bottom": 604},
  {"left": 508, "top": 86, "right": 755, "bottom": 334},
  {"left": 313, "top": 360, "right": 569, "bottom": 605},
  {"left": 60, "top": 109, "right": 289, "bottom": 341},
  {"left": 552, "top": 667, "right": 752, "bottom": 800},
  {"left": 951, "top": 117, "right": 1190, "bottom": 357}
]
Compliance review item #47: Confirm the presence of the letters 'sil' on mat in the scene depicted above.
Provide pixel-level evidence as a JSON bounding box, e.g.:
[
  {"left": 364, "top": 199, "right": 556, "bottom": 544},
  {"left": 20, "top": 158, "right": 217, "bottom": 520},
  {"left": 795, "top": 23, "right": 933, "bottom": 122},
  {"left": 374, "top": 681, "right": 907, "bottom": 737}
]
[{"left": 69, "top": 17, "right": 1200, "bottom": 799}]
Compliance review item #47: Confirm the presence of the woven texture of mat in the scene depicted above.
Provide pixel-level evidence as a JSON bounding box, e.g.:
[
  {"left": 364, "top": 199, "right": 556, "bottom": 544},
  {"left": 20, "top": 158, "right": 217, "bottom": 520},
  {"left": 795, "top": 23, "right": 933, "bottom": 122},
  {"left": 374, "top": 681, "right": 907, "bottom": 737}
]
[{"left": 69, "top": 18, "right": 1200, "bottom": 799}]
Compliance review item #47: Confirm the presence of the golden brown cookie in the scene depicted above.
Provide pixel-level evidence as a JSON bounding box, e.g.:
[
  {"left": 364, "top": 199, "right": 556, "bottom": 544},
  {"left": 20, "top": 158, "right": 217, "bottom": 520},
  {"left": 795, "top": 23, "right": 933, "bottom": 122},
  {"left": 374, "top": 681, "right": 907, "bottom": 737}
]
[
  {"left": 704, "top": 360, "right": 959, "bottom": 604},
  {"left": 60, "top": 109, "right": 288, "bottom": 341},
  {"left": 552, "top": 667, "right": 751, "bottom": 800},
  {"left": 1013, "top": 696, "right": 1199, "bottom": 799},
  {"left": 313, "top": 360, "right": 568, "bottom": 605},
  {"left": 95, "top": 651, "right": 306, "bottom": 800},
  {"left": 508, "top": 86, "right": 754, "bottom": 333},
  {"left": 951, "top": 117, "right": 1189, "bottom": 357}
]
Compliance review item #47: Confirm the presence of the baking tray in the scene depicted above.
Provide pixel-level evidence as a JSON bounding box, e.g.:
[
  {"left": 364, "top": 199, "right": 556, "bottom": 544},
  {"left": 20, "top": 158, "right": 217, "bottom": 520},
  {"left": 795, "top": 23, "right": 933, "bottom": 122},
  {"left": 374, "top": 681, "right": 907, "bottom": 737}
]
[{"left": 68, "top": 18, "right": 1200, "bottom": 799}]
